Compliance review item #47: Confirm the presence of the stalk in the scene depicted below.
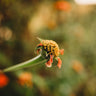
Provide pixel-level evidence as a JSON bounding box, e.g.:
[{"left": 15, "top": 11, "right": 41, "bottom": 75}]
[{"left": 3, "top": 54, "right": 46, "bottom": 72}]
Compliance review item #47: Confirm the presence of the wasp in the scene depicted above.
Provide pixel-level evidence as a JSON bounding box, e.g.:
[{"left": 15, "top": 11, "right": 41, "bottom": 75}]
[{"left": 36, "top": 38, "right": 64, "bottom": 68}]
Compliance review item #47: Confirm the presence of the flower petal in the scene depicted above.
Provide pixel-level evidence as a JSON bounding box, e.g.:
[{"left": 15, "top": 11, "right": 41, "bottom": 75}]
[
  {"left": 45, "top": 60, "right": 52, "bottom": 67},
  {"left": 37, "top": 43, "right": 43, "bottom": 47},
  {"left": 59, "top": 49, "right": 64, "bottom": 55},
  {"left": 50, "top": 55, "right": 53, "bottom": 63},
  {"left": 57, "top": 57, "right": 62, "bottom": 68},
  {"left": 36, "top": 49, "right": 41, "bottom": 54}
]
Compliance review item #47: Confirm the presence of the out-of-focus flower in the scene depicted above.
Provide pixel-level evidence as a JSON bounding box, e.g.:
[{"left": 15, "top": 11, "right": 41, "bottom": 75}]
[
  {"left": 18, "top": 72, "right": 33, "bottom": 88},
  {"left": 36, "top": 38, "right": 64, "bottom": 68},
  {"left": 0, "top": 73, "right": 9, "bottom": 88},
  {"left": 0, "top": 27, "right": 12, "bottom": 41},
  {"left": 72, "top": 60, "right": 84, "bottom": 73},
  {"left": 28, "top": 4, "right": 54, "bottom": 33},
  {"left": 54, "top": 1, "right": 71, "bottom": 11}
]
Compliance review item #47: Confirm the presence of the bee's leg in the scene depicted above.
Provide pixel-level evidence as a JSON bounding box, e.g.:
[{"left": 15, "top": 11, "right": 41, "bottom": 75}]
[
  {"left": 56, "top": 57, "right": 62, "bottom": 68},
  {"left": 45, "top": 55, "right": 53, "bottom": 67},
  {"left": 59, "top": 49, "right": 64, "bottom": 55}
]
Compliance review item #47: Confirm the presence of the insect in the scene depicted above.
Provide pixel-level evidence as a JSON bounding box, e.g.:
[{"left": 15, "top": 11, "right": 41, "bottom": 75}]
[{"left": 36, "top": 38, "right": 64, "bottom": 68}]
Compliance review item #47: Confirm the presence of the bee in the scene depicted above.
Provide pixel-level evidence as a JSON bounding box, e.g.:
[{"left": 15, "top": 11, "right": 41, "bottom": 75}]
[{"left": 36, "top": 38, "right": 64, "bottom": 68}]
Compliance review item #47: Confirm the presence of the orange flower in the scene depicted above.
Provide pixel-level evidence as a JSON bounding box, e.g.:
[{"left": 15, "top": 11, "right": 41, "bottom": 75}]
[
  {"left": 72, "top": 60, "right": 83, "bottom": 73},
  {"left": 36, "top": 38, "right": 64, "bottom": 68},
  {"left": 0, "top": 73, "right": 9, "bottom": 88},
  {"left": 18, "top": 72, "right": 32, "bottom": 88},
  {"left": 55, "top": 1, "right": 71, "bottom": 11}
]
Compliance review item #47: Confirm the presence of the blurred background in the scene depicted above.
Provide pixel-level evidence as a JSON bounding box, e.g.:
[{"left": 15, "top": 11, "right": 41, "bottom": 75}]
[{"left": 0, "top": 0, "right": 96, "bottom": 96}]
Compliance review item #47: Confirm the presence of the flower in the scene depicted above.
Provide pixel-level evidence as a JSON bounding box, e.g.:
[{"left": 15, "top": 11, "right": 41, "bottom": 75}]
[
  {"left": 0, "top": 73, "right": 9, "bottom": 88},
  {"left": 36, "top": 38, "right": 64, "bottom": 68},
  {"left": 72, "top": 60, "right": 84, "bottom": 73},
  {"left": 55, "top": 1, "right": 71, "bottom": 11},
  {"left": 18, "top": 72, "right": 32, "bottom": 88}
]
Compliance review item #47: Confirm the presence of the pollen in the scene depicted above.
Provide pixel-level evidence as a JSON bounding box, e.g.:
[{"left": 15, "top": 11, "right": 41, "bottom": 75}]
[{"left": 41, "top": 40, "right": 60, "bottom": 57}]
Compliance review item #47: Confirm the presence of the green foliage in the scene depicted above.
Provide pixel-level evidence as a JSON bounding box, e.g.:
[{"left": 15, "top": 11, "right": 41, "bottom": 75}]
[{"left": 0, "top": 0, "right": 96, "bottom": 96}]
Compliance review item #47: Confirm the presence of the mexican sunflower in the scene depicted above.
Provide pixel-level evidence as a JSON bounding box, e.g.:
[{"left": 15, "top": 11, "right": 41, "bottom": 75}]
[
  {"left": 72, "top": 60, "right": 84, "bottom": 73},
  {"left": 0, "top": 73, "right": 9, "bottom": 88},
  {"left": 18, "top": 72, "right": 33, "bottom": 88},
  {"left": 36, "top": 38, "right": 64, "bottom": 68},
  {"left": 55, "top": 1, "right": 71, "bottom": 11}
]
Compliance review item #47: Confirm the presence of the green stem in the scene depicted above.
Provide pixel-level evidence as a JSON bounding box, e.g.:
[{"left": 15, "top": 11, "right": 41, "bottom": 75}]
[{"left": 3, "top": 54, "right": 46, "bottom": 72}]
